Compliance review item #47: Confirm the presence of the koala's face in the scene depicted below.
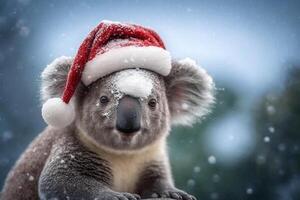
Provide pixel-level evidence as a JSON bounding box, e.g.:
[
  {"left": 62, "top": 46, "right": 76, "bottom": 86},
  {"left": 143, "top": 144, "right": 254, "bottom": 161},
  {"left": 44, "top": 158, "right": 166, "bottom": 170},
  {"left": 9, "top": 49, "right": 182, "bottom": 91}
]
[
  {"left": 77, "top": 69, "right": 170, "bottom": 151},
  {"left": 42, "top": 57, "right": 215, "bottom": 153}
]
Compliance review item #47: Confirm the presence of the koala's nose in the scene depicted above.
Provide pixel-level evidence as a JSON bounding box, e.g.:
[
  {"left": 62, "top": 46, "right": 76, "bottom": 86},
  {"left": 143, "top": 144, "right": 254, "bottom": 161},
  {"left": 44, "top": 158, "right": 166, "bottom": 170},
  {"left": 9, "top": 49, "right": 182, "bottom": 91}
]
[{"left": 116, "top": 95, "right": 141, "bottom": 134}]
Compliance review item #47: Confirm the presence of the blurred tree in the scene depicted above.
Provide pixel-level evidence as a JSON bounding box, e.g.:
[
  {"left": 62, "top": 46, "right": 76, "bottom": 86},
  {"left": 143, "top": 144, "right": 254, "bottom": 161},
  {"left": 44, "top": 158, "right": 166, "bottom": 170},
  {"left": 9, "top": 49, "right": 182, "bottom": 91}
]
[
  {"left": 169, "top": 66, "right": 300, "bottom": 200},
  {"left": 169, "top": 82, "right": 240, "bottom": 200},
  {"left": 251, "top": 66, "right": 300, "bottom": 200}
]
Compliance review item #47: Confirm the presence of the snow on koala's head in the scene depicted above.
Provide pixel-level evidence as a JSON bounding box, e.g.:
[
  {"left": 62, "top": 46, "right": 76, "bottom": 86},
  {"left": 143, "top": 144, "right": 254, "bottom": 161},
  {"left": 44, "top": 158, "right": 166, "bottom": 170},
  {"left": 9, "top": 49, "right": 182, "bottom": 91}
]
[
  {"left": 113, "top": 69, "right": 154, "bottom": 98},
  {"left": 40, "top": 21, "right": 215, "bottom": 152}
]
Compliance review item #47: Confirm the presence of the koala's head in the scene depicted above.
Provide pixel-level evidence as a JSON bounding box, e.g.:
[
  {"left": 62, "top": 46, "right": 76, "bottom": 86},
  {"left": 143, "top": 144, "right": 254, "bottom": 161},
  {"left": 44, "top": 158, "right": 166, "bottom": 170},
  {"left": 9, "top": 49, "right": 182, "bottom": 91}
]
[{"left": 41, "top": 57, "right": 214, "bottom": 152}]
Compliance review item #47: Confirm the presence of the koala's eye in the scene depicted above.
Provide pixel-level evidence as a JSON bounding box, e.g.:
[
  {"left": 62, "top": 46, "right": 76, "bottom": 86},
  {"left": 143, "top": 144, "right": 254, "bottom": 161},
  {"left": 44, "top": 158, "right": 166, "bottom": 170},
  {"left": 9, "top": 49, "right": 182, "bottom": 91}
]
[
  {"left": 148, "top": 98, "right": 157, "bottom": 109},
  {"left": 100, "top": 96, "right": 109, "bottom": 104}
]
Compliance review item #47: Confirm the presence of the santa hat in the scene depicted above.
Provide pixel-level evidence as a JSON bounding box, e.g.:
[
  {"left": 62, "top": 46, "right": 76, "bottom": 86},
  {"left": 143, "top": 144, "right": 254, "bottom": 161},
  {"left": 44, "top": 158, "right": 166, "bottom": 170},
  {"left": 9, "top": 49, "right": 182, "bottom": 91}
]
[{"left": 42, "top": 20, "right": 172, "bottom": 128}]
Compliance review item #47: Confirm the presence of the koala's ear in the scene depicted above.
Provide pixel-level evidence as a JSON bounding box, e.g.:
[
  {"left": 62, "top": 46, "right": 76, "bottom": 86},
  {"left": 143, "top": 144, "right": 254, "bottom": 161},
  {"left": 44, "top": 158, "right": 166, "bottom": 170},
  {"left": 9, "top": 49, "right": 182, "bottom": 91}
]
[
  {"left": 40, "top": 56, "right": 73, "bottom": 102},
  {"left": 165, "top": 58, "right": 215, "bottom": 126}
]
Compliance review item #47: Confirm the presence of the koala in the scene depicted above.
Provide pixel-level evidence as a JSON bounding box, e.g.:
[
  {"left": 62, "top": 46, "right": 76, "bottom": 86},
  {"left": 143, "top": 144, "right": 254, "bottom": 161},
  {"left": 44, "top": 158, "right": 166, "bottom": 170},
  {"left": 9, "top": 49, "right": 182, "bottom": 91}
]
[
  {"left": 1, "top": 55, "right": 214, "bottom": 200},
  {"left": 2, "top": 20, "right": 217, "bottom": 200}
]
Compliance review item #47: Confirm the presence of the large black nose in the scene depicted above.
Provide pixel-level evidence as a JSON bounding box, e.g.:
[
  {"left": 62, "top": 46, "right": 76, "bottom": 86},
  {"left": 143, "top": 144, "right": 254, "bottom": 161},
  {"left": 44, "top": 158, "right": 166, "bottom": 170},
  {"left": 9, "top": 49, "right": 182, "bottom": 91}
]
[{"left": 116, "top": 95, "right": 141, "bottom": 134}]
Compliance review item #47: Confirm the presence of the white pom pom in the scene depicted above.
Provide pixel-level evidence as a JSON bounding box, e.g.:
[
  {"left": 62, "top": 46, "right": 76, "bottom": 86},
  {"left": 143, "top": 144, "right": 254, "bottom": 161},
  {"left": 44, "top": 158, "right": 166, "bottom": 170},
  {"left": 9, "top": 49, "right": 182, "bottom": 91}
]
[{"left": 41, "top": 98, "right": 75, "bottom": 128}]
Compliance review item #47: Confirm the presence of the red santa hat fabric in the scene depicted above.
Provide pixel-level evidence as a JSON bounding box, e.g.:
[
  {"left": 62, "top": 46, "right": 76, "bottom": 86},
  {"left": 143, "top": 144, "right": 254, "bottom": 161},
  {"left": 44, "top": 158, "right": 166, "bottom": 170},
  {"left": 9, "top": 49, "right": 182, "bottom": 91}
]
[{"left": 42, "top": 20, "right": 172, "bottom": 128}]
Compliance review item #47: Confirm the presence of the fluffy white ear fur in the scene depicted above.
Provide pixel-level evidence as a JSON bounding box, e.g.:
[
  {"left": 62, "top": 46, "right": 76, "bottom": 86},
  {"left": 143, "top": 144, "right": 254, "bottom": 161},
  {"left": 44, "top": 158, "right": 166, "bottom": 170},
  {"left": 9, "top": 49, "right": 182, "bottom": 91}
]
[
  {"left": 40, "top": 56, "right": 73, "bottom": 103},
  {"left": 165, "top": 58, "right": 215, "bottom": 126}
]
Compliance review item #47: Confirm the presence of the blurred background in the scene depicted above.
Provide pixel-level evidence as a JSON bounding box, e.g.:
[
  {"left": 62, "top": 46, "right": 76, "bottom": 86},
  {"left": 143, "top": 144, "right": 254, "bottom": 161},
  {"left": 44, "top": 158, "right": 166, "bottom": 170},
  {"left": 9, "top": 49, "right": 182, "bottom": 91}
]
[{"left": 1, "top": 0, "right": 300, "bottom": 199}]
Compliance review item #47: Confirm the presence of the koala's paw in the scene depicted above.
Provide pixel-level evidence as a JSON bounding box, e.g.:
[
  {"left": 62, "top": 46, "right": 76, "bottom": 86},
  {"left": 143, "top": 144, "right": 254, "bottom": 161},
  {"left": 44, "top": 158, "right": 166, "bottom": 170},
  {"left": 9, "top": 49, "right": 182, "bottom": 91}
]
[
  {"left": 150, "top": 188, "right": 196, "bottom": 200},
  {"left": 97, "top": 191, "right": 141, "bottom": 200}
]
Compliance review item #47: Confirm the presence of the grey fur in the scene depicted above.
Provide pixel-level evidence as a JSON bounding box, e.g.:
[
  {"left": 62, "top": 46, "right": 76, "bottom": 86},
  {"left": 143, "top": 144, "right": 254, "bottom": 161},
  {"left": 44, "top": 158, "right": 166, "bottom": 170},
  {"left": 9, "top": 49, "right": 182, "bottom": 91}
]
[
  {"left": 137, "top": 162, "right": 196, "bottom": 200},
  {"left": 2, "top": 56, "right": 214, "bottom": 200},
  {"left": 40, "top": 56, "right": 73, "bottom": 102},
  {"left": 76, "top": 69, "right": 170, "bottom": 151},
  {"left": 165, "top": 59, "right": 215, "bottom": 126},
  {"left": 38, "top": 127, "right": 114, "bottom": 200}
]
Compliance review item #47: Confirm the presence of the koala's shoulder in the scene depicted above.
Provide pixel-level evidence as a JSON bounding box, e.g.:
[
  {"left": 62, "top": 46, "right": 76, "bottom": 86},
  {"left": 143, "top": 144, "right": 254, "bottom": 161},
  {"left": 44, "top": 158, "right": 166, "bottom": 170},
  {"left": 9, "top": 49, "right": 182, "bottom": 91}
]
[{"left": 20, "top": 126, "right": 78, "bottom": 163}]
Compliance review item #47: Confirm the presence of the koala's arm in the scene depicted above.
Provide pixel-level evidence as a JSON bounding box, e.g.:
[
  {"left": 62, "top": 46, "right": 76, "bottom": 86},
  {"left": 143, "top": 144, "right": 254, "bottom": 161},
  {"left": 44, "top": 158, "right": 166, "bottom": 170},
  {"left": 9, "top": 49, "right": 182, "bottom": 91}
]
[
  {"left": 38, "top": 131, "right": 123, "bottom": 200},
  {"left": 136, "top": 162, "right": 196, "bottom": 200},
  {"left": 38, "top": 133, "right": 141, "bottom": 200},
  {"left": 38, "top": 135, "right": 114, "bottom": 200}
]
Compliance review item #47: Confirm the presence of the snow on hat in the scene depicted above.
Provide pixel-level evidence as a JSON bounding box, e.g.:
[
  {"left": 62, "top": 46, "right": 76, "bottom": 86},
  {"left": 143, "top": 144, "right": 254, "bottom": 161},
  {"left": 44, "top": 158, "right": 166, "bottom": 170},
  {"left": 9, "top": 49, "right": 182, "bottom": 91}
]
[{"left": 42, "top": 20, "right": 172, "bottom": 128}]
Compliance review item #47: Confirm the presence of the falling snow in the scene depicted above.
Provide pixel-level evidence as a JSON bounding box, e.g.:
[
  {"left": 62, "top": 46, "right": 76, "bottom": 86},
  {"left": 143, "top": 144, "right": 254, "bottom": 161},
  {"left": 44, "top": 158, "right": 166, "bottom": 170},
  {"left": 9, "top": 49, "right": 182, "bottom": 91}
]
[
  {"left": 266, "top": 105, "right": 276, "bottom": 115},
  {"left": 268, "top": 126, "right": 275, "bottom": 133},
  {"left": 187, "top": 179, "right": 196, "bottom": 187},
  {"left": 246, "top": 188, "right": 253, "bottom": 194},
  {"left": 278, "top": 143, "right": 286, "bottom": 152},
  {"left": 264, "top": 136, "right": 270, "bottom": 143},
  {"left": 28, "top": 175, "right": 34, "bottom": 181},
  {"left": 210, "top": 192, "right": 219, "bottom": 200},
  {"left": 208, "top": 155, "right": 217, "bottom": 164},
  {"left": 102, "top": 111, "right": 111, "bottom": 118},
  {"left": 1, "top": 130, "right": 13, "bottom": 142},
  {"left": 193, "top": 166, "right": 201, "bottom": 173},
  {"left": 212, "top": 174, "right": 220, "bottom": 183},
  {"left": 16, "top": 19, "right": 30, "bottom": 37},
  {"left": 181, "top": 103, "right": 189, "bottom": 110},
  {"left": 256, "top": 155, "right": 266, "bottom": 165}
]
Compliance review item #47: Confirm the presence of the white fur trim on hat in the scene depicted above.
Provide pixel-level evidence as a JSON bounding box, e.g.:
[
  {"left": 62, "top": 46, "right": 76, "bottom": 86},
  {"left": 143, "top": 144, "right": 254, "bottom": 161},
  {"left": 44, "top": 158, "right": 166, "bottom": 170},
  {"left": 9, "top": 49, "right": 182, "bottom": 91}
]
[
  {"left": 41, "top": 97, "right": 75, "bottom": 128},
  {"left": 82, "top": 46, "right": 171, "bottom": 86}
]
